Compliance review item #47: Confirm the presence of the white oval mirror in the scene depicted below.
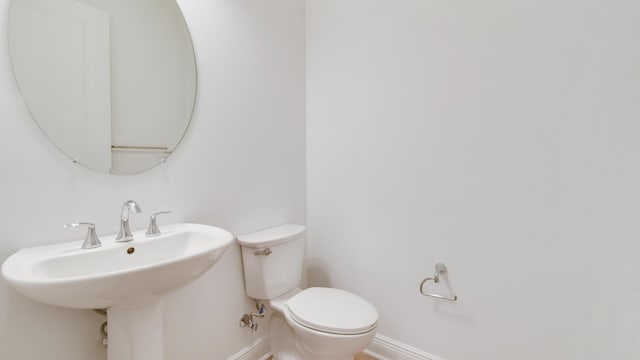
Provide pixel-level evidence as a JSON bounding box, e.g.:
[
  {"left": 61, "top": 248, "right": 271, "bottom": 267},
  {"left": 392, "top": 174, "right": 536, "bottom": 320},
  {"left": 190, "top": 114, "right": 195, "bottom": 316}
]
[{"left": 8, "top": 0, "right": 197, "bottom": 174}]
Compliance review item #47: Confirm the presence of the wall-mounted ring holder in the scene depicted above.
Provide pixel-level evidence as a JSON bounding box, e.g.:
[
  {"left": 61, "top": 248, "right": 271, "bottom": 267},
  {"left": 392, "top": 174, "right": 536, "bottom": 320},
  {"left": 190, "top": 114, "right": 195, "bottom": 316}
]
[{"left": 419, "top": 263, "right": 458, "bottom": 302}]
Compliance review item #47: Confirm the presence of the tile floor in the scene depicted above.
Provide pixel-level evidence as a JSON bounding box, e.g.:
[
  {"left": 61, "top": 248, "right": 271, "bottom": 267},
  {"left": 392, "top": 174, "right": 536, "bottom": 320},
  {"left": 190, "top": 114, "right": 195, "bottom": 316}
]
[
  {"left": 267, "top": 353, "right": 375, "bottom": 360},
  {"left": 354, "top": 353, "right": 377, "bottom": 360}
]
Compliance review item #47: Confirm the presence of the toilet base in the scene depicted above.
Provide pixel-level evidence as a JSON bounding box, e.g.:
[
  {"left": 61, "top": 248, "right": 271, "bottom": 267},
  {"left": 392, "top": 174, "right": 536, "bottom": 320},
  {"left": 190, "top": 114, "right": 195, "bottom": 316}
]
[
  {"left": 269, "top": 311, "right": 303, "bottom": 359},
  {"left": 268, "top": 310, "right": 375, "bottom": 360}
]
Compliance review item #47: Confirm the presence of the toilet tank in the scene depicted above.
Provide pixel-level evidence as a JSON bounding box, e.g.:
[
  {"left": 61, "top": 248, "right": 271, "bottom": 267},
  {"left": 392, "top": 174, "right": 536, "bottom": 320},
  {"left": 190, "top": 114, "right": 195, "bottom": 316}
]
[{"left": 237, "top": 224, "right": 306, "bottom": 300}]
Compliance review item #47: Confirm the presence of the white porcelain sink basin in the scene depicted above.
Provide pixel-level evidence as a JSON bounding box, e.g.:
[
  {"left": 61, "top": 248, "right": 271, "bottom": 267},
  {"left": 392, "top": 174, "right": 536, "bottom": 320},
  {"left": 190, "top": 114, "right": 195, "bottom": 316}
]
[
  {"left": 1, "top": 223, "right": 233, "bottom": 309},
  {"left": 2, "top": 223, "right": 234, "bottom": 360}
]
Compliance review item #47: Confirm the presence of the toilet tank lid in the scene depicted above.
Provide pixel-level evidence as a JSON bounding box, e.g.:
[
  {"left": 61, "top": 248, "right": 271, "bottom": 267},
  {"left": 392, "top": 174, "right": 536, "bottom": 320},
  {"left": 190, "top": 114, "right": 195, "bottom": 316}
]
[{"left": 237, "top": 224, "right": 306, "bottom": 248}]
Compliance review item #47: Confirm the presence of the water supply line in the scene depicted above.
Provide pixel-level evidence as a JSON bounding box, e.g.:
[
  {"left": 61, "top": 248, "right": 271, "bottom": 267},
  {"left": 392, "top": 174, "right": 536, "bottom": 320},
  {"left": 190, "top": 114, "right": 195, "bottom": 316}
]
[
  {"left": 239, "top": 301, "right": 266, "bottom": 333},
  {"left": 93, "top": 309, "right": 108, "bottom": 347}
]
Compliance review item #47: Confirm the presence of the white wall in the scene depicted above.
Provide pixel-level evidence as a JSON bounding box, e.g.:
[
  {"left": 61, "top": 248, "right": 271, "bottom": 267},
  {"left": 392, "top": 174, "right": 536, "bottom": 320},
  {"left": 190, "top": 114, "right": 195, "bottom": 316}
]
[
  {"left": 306, "top": 1, "right": 640, "bottom": 359},
  {"left": 0, "top": 0, "right": 305, "bottom": 359}
]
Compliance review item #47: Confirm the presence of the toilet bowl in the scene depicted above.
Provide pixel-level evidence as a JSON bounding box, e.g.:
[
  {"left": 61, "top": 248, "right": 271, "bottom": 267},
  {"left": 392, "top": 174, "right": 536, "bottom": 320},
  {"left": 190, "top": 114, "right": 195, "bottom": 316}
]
[{"left": 238, "top": 225, "right": 378, "bottom": 360}]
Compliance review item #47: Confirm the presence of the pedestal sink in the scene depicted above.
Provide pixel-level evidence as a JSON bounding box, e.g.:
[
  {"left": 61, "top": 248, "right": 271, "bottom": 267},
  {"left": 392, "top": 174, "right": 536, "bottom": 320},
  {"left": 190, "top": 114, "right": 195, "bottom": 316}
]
[{"left": 1, "top": 223, "right": 234, "bottom": 360}]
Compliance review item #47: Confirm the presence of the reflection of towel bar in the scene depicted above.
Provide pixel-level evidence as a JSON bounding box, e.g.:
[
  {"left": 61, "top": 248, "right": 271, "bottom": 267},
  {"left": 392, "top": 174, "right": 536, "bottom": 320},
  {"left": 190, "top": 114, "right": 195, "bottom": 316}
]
[
  {"left": 111, "top": 145, "right": 170, "bottom": 152},
  {"left": 419, "top": 263, "right": 458, "bottom": 302}
]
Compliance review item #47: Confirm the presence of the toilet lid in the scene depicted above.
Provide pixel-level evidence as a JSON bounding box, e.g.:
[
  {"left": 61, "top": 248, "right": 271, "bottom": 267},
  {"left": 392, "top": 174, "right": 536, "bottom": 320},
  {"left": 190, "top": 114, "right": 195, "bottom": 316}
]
[{"left": 285, "top": 287, "right": 378, "bottom": 335}]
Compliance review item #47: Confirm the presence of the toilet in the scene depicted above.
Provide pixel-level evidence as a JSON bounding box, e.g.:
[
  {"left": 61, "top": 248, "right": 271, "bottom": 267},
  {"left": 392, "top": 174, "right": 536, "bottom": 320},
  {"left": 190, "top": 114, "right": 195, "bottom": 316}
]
[{"left": 238, "top": 224, "right": 378, "bottom": 360}]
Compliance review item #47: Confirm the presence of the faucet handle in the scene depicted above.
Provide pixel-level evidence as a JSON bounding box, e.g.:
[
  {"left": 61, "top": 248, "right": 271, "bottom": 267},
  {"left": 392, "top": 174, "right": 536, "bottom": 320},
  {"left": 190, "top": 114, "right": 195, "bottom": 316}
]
[
  {"left": 145, "top": 211, "right": 172, "bottom": 237},
  {"left": 65, "top": 223, "right": 102, "bottom": 249}
]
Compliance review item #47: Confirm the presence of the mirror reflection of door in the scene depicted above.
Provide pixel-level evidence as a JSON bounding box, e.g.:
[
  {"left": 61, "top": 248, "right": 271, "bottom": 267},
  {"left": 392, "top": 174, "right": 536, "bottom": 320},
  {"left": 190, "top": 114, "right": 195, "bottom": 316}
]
[
  {"left": 10, "top": 0, "right": 112, "bottom": 171},
  {"left": 8, "top": 0, "right": 197, "bottom": 174}
]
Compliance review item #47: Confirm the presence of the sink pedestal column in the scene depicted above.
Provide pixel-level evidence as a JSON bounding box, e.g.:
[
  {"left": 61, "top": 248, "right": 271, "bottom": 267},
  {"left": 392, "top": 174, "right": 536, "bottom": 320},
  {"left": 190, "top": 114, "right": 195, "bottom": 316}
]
[{"left": 107, "top": 298, "right": 166, "bottom": 360}]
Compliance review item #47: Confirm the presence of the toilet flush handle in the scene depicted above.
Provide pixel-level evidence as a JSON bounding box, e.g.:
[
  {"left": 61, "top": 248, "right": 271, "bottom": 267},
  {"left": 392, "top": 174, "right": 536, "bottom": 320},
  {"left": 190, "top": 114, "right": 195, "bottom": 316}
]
[{"left": 254, "top": 248, "right": 272, "bottom": 256}]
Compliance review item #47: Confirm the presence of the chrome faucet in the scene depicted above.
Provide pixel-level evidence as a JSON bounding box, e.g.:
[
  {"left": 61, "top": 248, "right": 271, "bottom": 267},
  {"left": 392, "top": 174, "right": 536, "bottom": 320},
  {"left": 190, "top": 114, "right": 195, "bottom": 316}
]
[
  {"left": 145, "top": 211, "right": 172, "bottom": 237},
  {"left": 65, "top": 222, "right": 102, "bottom": 249},
  {"left": 116, "top": 200, "right": 142, "bottom": 242}
]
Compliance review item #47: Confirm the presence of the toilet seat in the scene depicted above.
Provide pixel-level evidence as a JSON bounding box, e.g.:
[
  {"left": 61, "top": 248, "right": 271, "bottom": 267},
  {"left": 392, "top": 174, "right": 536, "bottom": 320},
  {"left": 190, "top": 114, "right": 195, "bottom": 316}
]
[{"left": 285, "top": 287, "right": 378, "bottom": 335}]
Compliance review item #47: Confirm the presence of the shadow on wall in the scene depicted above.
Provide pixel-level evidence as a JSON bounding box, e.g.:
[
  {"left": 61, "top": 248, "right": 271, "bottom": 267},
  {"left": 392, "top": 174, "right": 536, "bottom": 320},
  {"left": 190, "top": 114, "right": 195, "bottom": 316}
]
[{"left": 306, "top": 257, "right": 332, "bottom": 288}]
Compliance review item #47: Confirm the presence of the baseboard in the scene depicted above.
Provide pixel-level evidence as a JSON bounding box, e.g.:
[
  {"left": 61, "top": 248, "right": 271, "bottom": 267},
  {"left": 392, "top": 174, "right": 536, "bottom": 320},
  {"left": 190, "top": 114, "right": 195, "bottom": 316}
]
[
  {"left": 364, "top": 334, "right": 446, "bottom": 360},
  {"left": 226, "top": 336, "right": 271, "bottom": 360}
]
